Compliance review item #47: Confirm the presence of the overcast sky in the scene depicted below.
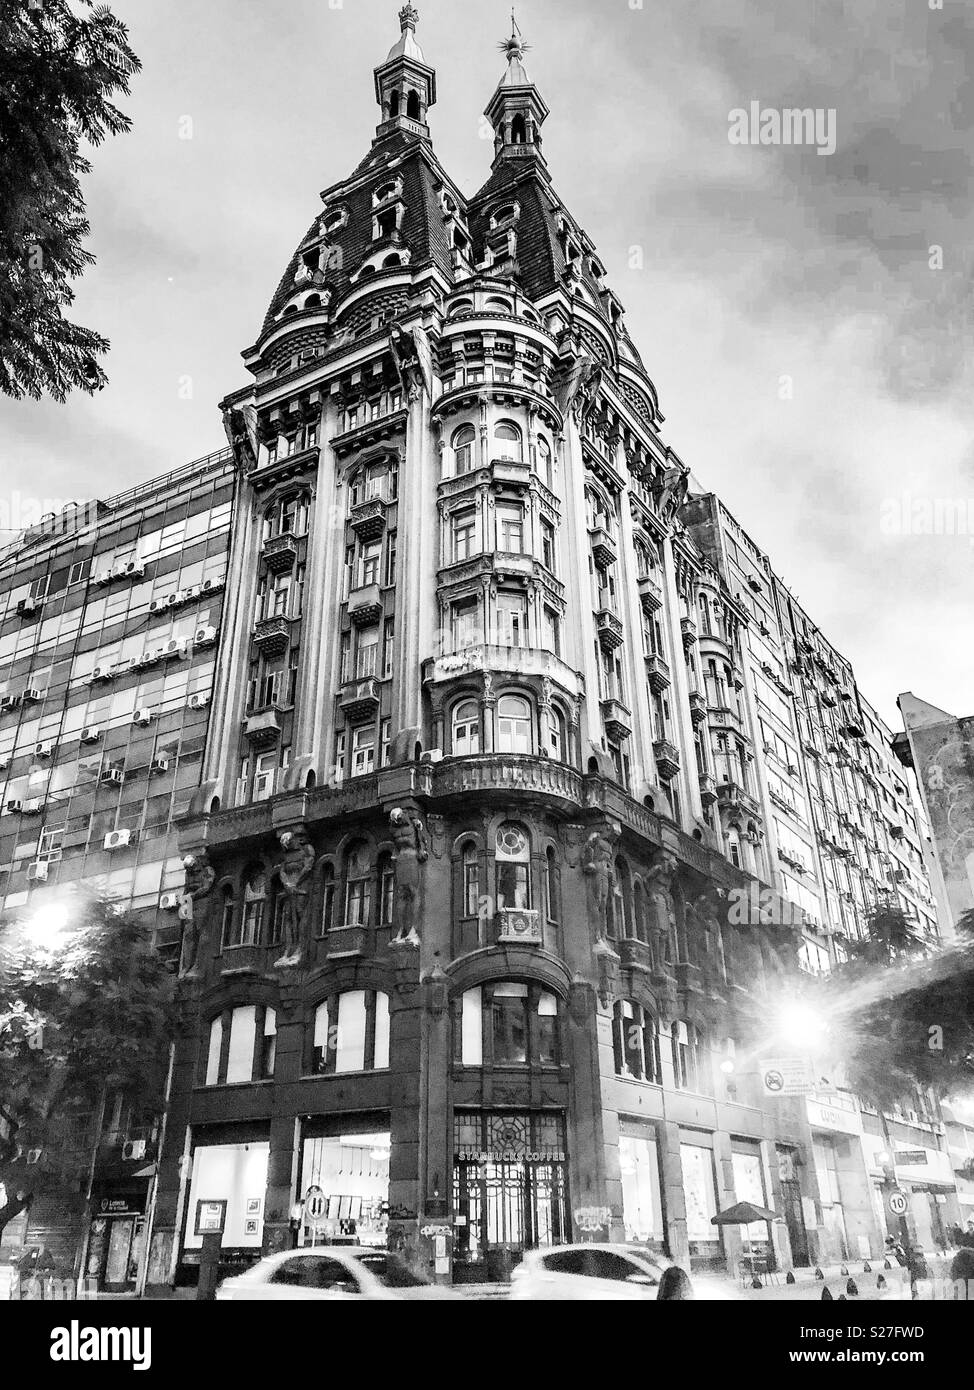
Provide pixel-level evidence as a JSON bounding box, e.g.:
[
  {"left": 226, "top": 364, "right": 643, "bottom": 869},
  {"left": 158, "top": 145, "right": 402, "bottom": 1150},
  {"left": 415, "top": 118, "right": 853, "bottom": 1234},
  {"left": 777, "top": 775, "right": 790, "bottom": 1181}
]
[{"left": 2, "top": 0, "right": 971, "bottom": 728}]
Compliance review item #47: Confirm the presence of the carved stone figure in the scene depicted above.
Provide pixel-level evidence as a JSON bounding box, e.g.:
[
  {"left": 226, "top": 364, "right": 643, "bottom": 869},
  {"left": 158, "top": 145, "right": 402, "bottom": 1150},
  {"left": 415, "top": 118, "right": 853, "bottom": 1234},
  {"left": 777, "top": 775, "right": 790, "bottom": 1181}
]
[
  {"left": 274, "top": 826, "right": 316, "bottom": 967},
  {"left": 686, "top": 884, "right": 727, "bottom": 973},
  {"left": 645, "top": 851, "right": 678, "bottom": 971},
  {"left": 178, "top": 851, "right": 216, "bottom": 978},
  {"left": 652, "top": 463, "right": 690, "bottom": 525},
  {"left": 571, "top": 356, "right": 602, "bottom": 423},
  {"left": 582, "top": 819, "right": 622, "bottom": 944},
  {"left": 223, "top": 406, "right": 258, "bottom": 475},
  {"left": 389, "top": 807, "right": 429, "bottom": 945}
]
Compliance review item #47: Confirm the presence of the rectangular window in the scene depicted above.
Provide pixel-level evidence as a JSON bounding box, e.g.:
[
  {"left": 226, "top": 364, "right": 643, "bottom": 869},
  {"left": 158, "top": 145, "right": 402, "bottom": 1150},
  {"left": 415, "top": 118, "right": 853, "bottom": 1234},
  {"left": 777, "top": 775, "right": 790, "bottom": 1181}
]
[
  {"left": 541, "top": 520, "right": 555, "bottom": 572},
  {"left": 451, "top": 597, "right": 479, "bottom": 650},
  {"left": 205, "top": 1016, "right": 223, "bottom": 1086},
  {"left": 380, "top": 718, "right": 391, "bottom": 768},
  {"left": 384, "top": 531, "right": 397, "bottom": 587},
  {"left": 360, "top": 541, "right": 381, "bottom": 588},
  {"left": 69, "top": 558, "right": 91, "bottom": 586},
  {"left": 497, "top": 503, "right": 524, "bottom": 554},
  {"left": 351, "top": 725, "right": 375, "bottom": 776},
  {"left": 335, "top": 992, "right": 368, "bottom": 1073},
  {"left": 253, "top": 752, "right": 276, "bottom": 801},
  {"left": 382, "top": 618, "right": 394, "bottom": 678},
  {"left": 226, "top": 1006, "right": 258, "bottom": 1084},
  {"left": 451, "top": 509, "right": 477, "bottom": 562},
  {"left": 496, "top": 591, "right": 527, "bottom": 648},
  {"left": 356, "top": 627, "right": 379, "bottom": 678}
]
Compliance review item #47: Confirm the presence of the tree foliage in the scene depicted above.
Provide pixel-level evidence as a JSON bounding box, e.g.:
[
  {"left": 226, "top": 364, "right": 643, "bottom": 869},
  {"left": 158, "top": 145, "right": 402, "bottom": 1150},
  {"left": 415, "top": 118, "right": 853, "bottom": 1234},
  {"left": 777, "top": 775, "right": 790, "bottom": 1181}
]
[
  {"left": 0, "top": 894, "right": 175, "bottom": 1235},
  {"left": 818, "top": 903, "right": 974, "bottom": 1112},
  {"left": 0, "top": 1, "right": 140, "bottom": 402}
]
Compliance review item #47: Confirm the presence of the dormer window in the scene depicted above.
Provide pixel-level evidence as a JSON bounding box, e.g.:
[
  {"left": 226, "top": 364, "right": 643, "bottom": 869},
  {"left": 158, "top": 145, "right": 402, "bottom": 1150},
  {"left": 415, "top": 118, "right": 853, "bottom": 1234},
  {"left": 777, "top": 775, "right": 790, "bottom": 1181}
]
[
  {"left": 372, "top": 177, "right": 403, "bottom": 207},
  {"left": 373, "top": 204, "right": 402, "bottom": 241},
  {"left": 321, "top": 207, "right": 347, "bottom": 235},
  {"left": 489, "top": 202, "right": 519, "bottom": 229}
]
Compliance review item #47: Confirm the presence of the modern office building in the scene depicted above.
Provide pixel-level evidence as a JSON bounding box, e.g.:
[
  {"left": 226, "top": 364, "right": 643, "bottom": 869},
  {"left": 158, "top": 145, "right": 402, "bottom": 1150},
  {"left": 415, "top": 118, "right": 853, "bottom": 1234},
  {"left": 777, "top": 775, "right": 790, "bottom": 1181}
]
[{"left": 0, "top": 447, "right": 235, "bottom": 1288}]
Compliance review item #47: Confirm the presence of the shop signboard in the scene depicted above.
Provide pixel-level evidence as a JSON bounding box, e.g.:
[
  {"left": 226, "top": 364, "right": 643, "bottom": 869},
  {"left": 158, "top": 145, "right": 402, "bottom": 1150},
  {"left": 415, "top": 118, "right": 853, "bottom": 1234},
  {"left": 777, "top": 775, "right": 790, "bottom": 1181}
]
[
  {"left": 805, "top": 1096, "right": 862, "bottom": 1136},
  {"left": 895, "top": 1150, "right": 928, "bottom": 1166}
]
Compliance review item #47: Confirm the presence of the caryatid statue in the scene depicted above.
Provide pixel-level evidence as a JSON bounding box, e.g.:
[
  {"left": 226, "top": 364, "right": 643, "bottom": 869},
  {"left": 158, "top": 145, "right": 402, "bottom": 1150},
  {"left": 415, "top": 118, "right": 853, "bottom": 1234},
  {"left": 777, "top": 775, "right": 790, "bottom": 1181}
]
[
  {"left": 581, "top": 819, "right": 622, "bottom": 945},
  {"left": 275, "top": 826, "right": 316, "bottom": 967},
  {"left": 645, "top": 851, "right": 678, "bottom": 971},
  {"left": 178, "top": 851, "right": 216, "bottom": 978},
  {"left": 389, "top": 807, "right": 429, "bottom": 945}
]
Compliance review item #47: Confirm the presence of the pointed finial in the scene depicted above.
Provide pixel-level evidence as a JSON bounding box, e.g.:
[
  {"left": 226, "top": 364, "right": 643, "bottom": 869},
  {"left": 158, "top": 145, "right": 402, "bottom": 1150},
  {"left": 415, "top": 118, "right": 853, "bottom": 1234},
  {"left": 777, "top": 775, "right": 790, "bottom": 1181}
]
[
  {"left": 399, "top": 3, "right": 419, "bottom": 32},
  {"left": 499, "top": 10, "right": 530, "bottom": 62}
]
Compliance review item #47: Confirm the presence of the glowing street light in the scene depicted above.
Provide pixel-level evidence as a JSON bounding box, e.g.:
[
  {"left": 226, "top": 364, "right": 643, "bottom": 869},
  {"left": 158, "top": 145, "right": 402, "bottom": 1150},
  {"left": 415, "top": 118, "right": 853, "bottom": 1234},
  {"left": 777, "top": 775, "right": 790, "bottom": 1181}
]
[
  {"left": 22, "top": 901, "right": 72, "bottom": 954},
  {"left": 775, "top": 999, "right": 827, "bottom": 1051}
]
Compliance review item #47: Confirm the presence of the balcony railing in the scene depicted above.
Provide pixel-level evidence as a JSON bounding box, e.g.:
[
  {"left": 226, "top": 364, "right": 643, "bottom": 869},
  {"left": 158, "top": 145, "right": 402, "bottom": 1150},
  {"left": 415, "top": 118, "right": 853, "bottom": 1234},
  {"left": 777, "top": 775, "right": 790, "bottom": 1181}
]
[
  {"left": 645, "top": 654, "right": 671, "bottom": 694},
  {"left": 244, "top": 709, "right": 283, "bottom": 749},
  {"left": 262, "top": 535, "right": 298, "bottom": 573},
  {"left": 688, "top": 691, "right": 707, "bottom": 726},
  {"left": 637, "top": 574, "right": 663, "bottom": 613},
  {"left": 349, "top": 498, "right": 388, "bottom": 542},
  {"left": 600, "top": 698, "right": 632, "bottom": 742},
  {"left": 494, "top": 908, "right": 543, "bottom": 945},
  {"left": 680, "top": 616, "right": 697, "bottom": 648},
  {"left": 698, "top": 772, "right": 717, "bottom": 805},
  {"left": 348, "top": 582, "right": 383, "bottom": 626},
  {"left": 339, "top": 677, "right": 380, "bottom": 720},
  {"left": 595, "top": 608, "right": 624, "bottom": 652},
  {"left": 253, "top": 614, "right": 291, "bottom": 657},
  {"left": 219, "top": 942, "right": 272, "bottom": 976},
  {"left": 588, "top": 526, "right": 617, "bottom": 569},
  {"left": 653, "top": 738, "right": 680, "bottom": 781}
]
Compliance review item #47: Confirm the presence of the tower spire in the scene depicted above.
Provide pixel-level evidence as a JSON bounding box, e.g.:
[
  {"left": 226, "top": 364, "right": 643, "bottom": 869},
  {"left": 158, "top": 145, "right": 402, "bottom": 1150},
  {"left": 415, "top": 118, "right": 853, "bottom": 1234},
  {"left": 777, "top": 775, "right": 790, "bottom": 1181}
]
[
  {"left": 485, "top": 18, "right": 548, "bottom": 168},
  {"left": 373, "top": 5, "right": 437, "bottom": 143}
]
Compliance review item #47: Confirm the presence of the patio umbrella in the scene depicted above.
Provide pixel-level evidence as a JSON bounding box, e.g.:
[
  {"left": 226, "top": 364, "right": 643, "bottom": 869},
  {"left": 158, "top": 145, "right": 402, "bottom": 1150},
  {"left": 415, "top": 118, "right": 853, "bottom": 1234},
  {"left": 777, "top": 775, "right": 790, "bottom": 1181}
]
[{"left": 711, "top": 1202, "right": 781, "bottom": 1281}]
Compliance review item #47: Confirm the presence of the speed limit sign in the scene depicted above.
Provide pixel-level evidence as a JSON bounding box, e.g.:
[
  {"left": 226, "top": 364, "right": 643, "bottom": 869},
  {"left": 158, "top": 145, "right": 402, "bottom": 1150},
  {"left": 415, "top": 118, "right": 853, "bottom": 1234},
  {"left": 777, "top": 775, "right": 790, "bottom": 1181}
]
[{"left": 888, "top": 1190, "right": 908, "bottom": 1216}]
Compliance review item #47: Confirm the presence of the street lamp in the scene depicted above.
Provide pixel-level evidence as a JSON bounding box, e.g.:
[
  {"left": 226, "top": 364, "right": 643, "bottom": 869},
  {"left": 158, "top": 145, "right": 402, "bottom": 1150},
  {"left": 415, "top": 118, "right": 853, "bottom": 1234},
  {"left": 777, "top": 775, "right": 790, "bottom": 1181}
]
[
  {"left": 774, "top": 999, "right": 827, "bottom": 1051},
  {"left": 22, "top": 901, "right": 72, "bottom": 954}
]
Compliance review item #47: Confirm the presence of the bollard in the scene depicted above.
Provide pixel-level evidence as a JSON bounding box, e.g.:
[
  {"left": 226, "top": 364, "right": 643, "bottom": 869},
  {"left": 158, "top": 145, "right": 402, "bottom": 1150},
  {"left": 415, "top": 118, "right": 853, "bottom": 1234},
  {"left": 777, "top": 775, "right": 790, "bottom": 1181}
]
[{"left": 196, "top": 1233, "right": 223, "bottom": 1301}]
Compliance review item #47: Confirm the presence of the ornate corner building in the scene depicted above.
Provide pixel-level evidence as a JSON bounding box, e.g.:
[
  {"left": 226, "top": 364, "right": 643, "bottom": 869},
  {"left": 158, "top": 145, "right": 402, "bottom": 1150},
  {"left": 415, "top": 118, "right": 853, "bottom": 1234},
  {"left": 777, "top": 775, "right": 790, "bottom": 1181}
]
[{"left": 144, "top": 12, "right": 952, "bottom": 1287}]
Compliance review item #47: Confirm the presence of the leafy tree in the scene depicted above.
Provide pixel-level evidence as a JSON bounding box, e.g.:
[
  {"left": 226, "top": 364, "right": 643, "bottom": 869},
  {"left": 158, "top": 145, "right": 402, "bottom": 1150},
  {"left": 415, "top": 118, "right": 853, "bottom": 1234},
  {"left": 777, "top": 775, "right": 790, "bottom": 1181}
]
[
  {"left": 0, "top": 1, "right": 140, "bottom": 402},
  {"left": 0, "top": 894, "right": 175, "bottom": 1240},
  {"left": 819, "top": 903, "right": 974, "bottom": 1113}
]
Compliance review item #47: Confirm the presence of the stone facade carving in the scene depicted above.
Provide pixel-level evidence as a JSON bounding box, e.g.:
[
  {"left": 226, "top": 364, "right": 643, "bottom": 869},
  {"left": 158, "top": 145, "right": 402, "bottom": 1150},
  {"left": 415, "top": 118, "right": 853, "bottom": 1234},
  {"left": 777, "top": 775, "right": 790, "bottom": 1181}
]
[
  {"left": 178, "top": 852, "right": 216, "bottom": 979},
  {"left": 645, "top": 850, "right": 678, "bottom": 971},
  {"left": 274, "top": 826, "right": 316, "bottom": 967},
  {"left": 581, "top": 819, "right": 622, "bottom": 945},
  {"left": 389, "top": 807, "right": 430, "bottom": 944}
]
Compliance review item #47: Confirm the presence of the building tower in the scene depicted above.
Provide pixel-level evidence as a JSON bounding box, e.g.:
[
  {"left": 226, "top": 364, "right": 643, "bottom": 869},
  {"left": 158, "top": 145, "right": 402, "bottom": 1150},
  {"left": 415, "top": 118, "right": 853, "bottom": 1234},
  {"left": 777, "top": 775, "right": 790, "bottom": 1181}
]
[{"left": 148, "top": 14, "right": 819, "bottom": 1289}]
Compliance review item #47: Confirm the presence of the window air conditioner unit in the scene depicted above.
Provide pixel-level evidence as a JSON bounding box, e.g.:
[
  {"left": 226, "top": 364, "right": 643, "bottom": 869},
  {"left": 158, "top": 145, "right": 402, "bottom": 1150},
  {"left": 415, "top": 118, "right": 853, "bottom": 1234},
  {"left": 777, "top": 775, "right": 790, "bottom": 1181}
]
[
  {"left": 124, "top": 560, "right": 145, "bottom": 578},
  {"left": 163, "top": 638, "right": 186, "bottom": 658},
  {"left": 172, "top": 590, "right": 187, "bottom": 606},
  {"left": 104, "top": 829, "right": 132, "bottom": 850},
  {"left": 6, "top": 798, "right": 23, "bottom": 813},
  {"left": 0, "top": 695, "right": 14, "bottom": 712},
  {"left": 185, "top": 584, "right": 201, "bottom": 600},
  {"left": 148, "top": 598, "right": 166, "bottom": 614},
  {"left": 101, "top": 768, "right": 124, "bottom": 786},
  {"left": 420, "top": 749, "right": 443, "bottom": 764},
  {"left": 188, "top": 693, "right": 210, "bottom": 710},
  {"left": 110, "top": 563, "right": 127, "bottom": 580},
  {"left": 34, "top": 741, "right": 54, "bottom": 758},
  {"left": 122, "top": 1139, "right": 147, "bottom": 1161},
  {"left": 17, "top": 598, "right": 40, "bottom": 616},
  {"left": 81, "top": 726, "right": 102, "bottom": 743},
  {"left": 201, "top": 578, "right": 224, "bottom": 594},
  {"left": 0, "top": 758, "right": 8, "bottom": 771},
  {"left": 138, "top": 649, "right": 160, "bottom": 667},
  {"left": 90, "top": 666, "right": 111, "bottom": 682},
  {"left": 159, "top": 891, "right": 181, "bottom": 910},
  {"left": 27, "top": 860, "right": 49, "bottom": 883},
  {"left": 132, "top": 708, "right": 153, "bottom": 727},
  {"left": 149, "top": 756, "right": 169, "bottom": 775},
  {"left": 22, "top": 687, "right": 43, "bottom": 703},
  {"left": 22, "top": 799, "right": 42, "bottom": 814},
  {"left": 194, "top": 625, "right": 217, "bottom": 647},
  {"left": 95, "top": 570, "right": 113, "bottom": 586}
]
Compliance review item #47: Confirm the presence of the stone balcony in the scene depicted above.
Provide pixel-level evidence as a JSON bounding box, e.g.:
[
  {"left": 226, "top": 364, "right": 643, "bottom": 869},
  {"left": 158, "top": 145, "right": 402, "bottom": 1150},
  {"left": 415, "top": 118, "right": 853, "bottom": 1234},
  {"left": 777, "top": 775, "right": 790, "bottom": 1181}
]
[
  {"left": 680, "top": 616, "right": 698, "bottom": 649},
  {"left": 252, "top": 614, "right": 291, "bottom": 658},
  {"left": 494, "top": 908, "right": 543, "bottom": 945},
  {"left": 653, "top": 738, "right": 680, "bottom": 781},
  {"left": 595, "top": 608, "right": 624, "bottom": 652},
  {"left": 617, "top": 936, "right": 653, "bottom": 972},
  {"left": 262, "top": 534, "right": 297, "bottom": 573},
  {"left": 488, "top": 457, "right": 532, "bottom": 489},
  {"left": 645, "top": 654, "right": 671, "bottom": 694},
  {"left": 219, "top": 943, "right": 273, "bottom": 977},
  {"left": 716, "top": 781, "right": 762, "bottom": 819},
  {"left": 588, "top": 526, "right": 617, "bottom": 569},
  {"left": 349, "top": 498, "right": 387, "bottom": 542},
  {"left": 422, "top": 645, "right": 583, "bottom": 701},
  {"left": 637, "top": 574, "right": 663, "bottom": 613},
  {"left": 339, "top": 676, "right": 380, "bottom": 720},
  {"left": 244, "top": 708, "right": 283, "bottom": 749},
  {"left": 688, "top": 691, "right": 707, "bottom": 727},
  {"left": 698, "top": 772, "right": 717, "bottom": 805},
  {"left": 600, "top": 698, "right": 632, "bottom": 742},
  {"left": 348, "top": 582, "right": 383, "bottom": 626}
]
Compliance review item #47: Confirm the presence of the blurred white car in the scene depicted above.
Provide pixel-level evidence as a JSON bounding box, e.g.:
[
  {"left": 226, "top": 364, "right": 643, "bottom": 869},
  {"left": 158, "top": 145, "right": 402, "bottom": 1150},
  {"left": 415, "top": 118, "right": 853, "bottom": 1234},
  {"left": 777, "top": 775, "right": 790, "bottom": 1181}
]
[
  {"left": 216, "top": 1247, "right": 458, "bottom": 1301},
  {"left": 510, "top": 1244, "right": 693, "bottom": 1300}
]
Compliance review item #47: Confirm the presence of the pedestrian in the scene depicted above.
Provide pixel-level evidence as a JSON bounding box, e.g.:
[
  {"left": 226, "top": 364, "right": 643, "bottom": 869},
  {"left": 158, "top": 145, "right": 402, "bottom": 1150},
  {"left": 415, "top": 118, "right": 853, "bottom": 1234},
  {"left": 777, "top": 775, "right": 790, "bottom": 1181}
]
[{"left": 884, "top": 1235, "right": 906, "bottom": 1266}]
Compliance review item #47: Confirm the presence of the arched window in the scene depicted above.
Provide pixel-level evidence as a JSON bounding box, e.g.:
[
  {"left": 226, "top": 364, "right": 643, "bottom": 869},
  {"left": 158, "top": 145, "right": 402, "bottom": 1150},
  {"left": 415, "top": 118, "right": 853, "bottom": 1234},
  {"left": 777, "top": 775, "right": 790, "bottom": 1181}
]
[
  {"left": 452, "top": 699, "right": 480, "bottom": 755},
  {"left": 543, "top": 846, "right": 560, "bottom": 935},
  {"left": 344, "top": 843, "right": 371, "bottom": 926},
  {"left": 304, "top": 293, "right": 321, "bottom": 310},
  {"left": 493, "top": 420, "right": 522, "bottom": 462},
  {"left": 461, "top": 840, "right": 480, "bottom": 918},
  {"left": 510, "top": 114, "right": 527, "bottom": 145},
  {"left": 484, "top": 296, "right": 512, "bottom": 313},
  {"left": 448, "top": 299, "right": 474, "bottom": 318},
  {"left": 497, "top": 694, "right": 533, "bottom": 754},
  {"left": 406, "top": 89, "right": 421, "bottom": 120},
  {"left": 495, "top": 821, "right": 530, "bottom": 909},
  {"left": 313, "top": 991, "right": 390, "bottom": 1074},
  {"left": 320, "top": 864, "right": 335, "bottom": 934},
  {"left": 240, "top": 867, "right": 266, "bottom": 946},
  {"left": 726, "top": 827, "right": 742, "bottom": 871},
  {"left": 537, "top": 436, "right": 554, "bottom": 490},
  {"left": 263, "top": 491, "right": 309, "bottom": 542},
  {"left": 633, "top": 879, "right": 647, "bottom": 943},
  {"left": 389, "top": 89, "right": 400, "bottom": 119},
  {"left": 382, "top": 253, "right": 402, "bottom": 268},
  {"left": 544, "top": 706, "right": 565, "bottom": 762},
  {"left": 452, "top": 423, "right": 476, "bottom": 474},
  {"left": 457, "top": 982, "right": 560, "bottom": 1067},
  {"left": 612, "top": 1001, "right": 661, "bottom": 1084}
]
